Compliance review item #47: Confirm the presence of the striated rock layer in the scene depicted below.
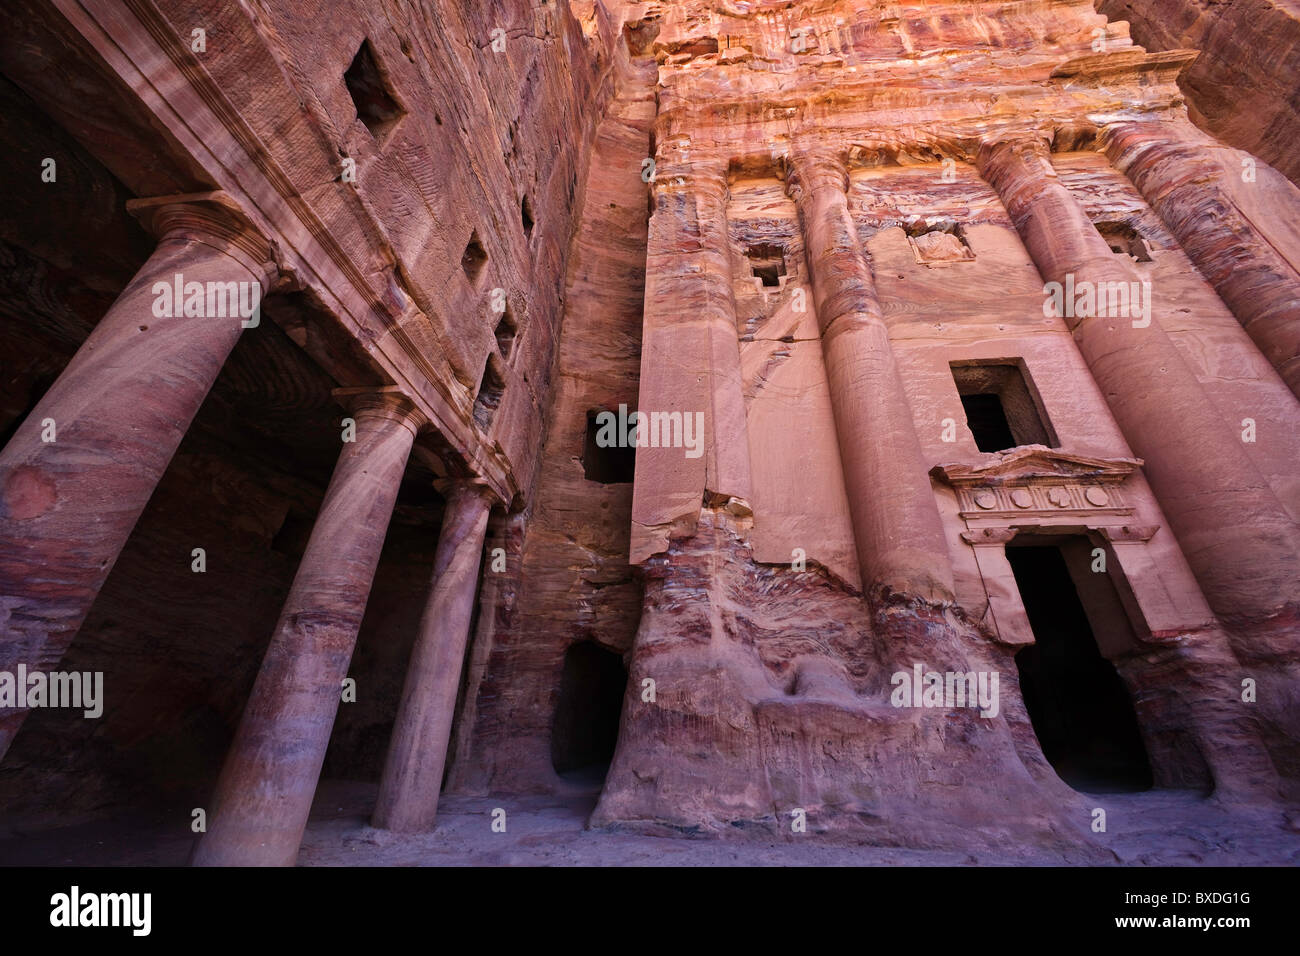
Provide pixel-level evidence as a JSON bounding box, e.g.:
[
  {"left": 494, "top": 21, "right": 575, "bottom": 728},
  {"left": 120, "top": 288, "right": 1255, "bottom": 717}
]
[{"left": 1097, "top": 0, "right": 1300, "bottom": 187}]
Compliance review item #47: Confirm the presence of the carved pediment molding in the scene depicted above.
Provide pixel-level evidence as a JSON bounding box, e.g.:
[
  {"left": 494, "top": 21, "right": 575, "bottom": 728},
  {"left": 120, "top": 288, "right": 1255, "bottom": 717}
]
[
  {"left": 930, "top": 445, "right": 1143, "bottom": 487},
  {"left": 932, "top": 446, "right": 1143, "bottom": 519}
]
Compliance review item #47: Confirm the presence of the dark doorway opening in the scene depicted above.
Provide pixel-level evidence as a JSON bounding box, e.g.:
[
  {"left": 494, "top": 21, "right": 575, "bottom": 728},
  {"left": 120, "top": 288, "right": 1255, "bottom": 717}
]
[
  {"left": 1007, "top": 544, "right": 1153, "bottom": 793},
  {"left": 551, "top": 642, "right": 628, "bottom": 780}
]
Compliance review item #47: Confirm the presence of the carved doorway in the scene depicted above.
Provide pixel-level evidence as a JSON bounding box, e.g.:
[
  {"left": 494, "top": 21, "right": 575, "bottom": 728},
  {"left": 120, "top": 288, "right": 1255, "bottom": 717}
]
[
  {"left": 550, "top": 642, "right": 628, "bottom": 784},
  {"left": 1006, "top": 537, "right": 1153, "bottom": 793}
]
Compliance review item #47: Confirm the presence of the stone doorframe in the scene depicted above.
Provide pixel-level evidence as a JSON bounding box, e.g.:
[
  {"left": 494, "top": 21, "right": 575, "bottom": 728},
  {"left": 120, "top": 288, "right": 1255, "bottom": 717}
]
[{"left": 930, "top": 445, "right": 1181, "bottom": 647}]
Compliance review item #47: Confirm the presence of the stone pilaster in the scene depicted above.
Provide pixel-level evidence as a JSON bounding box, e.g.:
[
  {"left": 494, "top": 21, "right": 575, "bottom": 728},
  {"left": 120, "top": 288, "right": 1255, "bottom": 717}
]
[
  {"left": 0, "top": 191, "right": 276, "bottom": 761},
  {"left": 629, "top": 162, "right": 753, "bottom": 562},
  {"left": 961, "top": 528, "right": 1034, "bottom": 646},
  {"left": 372, "top": 478, "right": 494, "bottom": 832},
  {"left": 191, "top": 389, "right": 422, "bottom": 866},
  {"left": 785, "top": 148, "right": 955, "bottom": 605}
]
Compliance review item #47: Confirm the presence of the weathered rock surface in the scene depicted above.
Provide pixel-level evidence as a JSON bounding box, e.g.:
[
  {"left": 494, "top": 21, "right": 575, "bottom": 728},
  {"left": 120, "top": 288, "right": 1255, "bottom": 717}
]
[
  {"left": 0, "top": 0, "right": 1297, "bottom": 864},
  {"left": 1097, "top": 0, "right": 1300, "bottom": 187},
  {"left": 581, "top": 0, "right": 1300, "bottom": 847}
]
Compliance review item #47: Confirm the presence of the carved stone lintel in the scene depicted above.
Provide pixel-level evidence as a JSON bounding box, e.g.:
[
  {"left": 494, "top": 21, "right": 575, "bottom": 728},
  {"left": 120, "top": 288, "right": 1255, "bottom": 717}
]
[
  {"left": 935, "top": 447, "right": 1142, "bottom": 518},
  {"left": 1097, "top": 524, "right": 1161, "bottom": 543},
  {"left": 961, "top": 527, "right": 1020, "bottom": 545},
  {"left": 932, "top": 446, "right": 1144, "bottom": 486}
]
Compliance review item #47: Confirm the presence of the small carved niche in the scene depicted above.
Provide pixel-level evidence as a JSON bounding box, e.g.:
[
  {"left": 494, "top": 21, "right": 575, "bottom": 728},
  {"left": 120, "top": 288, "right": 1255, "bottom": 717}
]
[
  {"left": 520, "top": 196, "right": 535, "bottom": 239},
  {"left": 473, "top": 354, "right": 506, "bottom": 430},
  {"left": 494, "top": 305, "right": 518, "bottom": 360},
  {"left": 905, "top": 219, "right": 975, "bottom": 264},
  {"left": 462, "top": 232, "right": 488, "bottom": 284},
  {"left": 1094, "top": 220, "right": 1152, "bottom": 262},
  {"left": 745, "top": 242, "right": 787, "bottom": 287}
]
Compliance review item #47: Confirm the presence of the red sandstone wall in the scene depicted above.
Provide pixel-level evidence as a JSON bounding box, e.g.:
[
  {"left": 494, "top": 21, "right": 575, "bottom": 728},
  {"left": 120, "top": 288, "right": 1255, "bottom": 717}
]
[
  {"left": 2, "top": 0, "right": 1297, "bottom": 852},
  {"left": 450, "top": 28, "right": 656, "bottom": 795},
  {"left": 1097, "top": 0, "right": 1300, "bottom": 186}
]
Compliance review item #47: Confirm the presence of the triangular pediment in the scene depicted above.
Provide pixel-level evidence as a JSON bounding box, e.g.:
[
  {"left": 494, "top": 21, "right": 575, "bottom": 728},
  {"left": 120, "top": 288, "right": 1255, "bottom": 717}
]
[{"left": 930, "top": 445, "right": 1143, "bottom": 486}]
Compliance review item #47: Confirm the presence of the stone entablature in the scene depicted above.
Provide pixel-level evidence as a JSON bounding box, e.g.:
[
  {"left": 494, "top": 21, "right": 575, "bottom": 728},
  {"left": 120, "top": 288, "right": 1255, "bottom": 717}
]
[{"left": 930, "top": 446, "right": 1141, "bottom": 525}]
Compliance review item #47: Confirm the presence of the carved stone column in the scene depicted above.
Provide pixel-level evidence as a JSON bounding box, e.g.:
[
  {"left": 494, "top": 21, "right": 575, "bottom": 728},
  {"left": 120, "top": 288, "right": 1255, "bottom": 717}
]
[
  {"left": 629, "top": 162, "right": 753, "bottom": 562},
  {"left": 1101, "top": 120, "right": 1300, "bottom": 398},
  {"left": 977, "top": 133, "right": 1300, "bottom": 624},
  {"left": 372, "top": 478, "right": 494, "bottom": 832},
  {"left": 786, "top": 148, "right": 955, "bottom": 604},
  {"left": 192, "top": 389, "right": 422, "bottom": 867},
  {"left": 0, "top": 192, "right": 276, "bottom": 761}
]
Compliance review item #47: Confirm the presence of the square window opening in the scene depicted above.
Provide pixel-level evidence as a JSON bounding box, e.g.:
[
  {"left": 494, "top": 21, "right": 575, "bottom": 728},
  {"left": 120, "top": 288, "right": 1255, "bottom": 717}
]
[
  {"left": 951, "top": 360, "right": 1057, "bottom": 452},
  {"left": 745, "top": 243, "right": 787, "bottom": 287},
  {"left": 473, "top": 356, "right": 506, "bottom": 430},
  {"left": 344, "top": 39, "right": 405, "bottom": 141},
  {"left": 583, "top": 410, "right": 636, "bottom": 484}
]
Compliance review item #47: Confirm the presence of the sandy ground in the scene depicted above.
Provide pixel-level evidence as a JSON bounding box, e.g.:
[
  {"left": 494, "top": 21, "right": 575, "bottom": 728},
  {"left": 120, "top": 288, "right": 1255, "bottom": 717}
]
[{"left": 1, "top": 779, "right": 1298, "bottom": 866}]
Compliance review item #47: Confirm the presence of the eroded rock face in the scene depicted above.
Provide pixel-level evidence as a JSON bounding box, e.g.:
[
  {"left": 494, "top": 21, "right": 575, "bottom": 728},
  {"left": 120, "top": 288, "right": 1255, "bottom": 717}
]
[
  {"left": 590, "top": 514, "right": 1104, "bottom": 853},
  {"left": 448, "top": 36, "right": 657, "bottom": 794},
  {"left": 1097, "top": 0, "right": 1300, "bottom": 187}
]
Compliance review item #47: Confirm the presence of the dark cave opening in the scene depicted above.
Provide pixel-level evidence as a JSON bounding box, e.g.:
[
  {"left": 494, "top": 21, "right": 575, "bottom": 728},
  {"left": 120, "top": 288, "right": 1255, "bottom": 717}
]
[
  {"left": 1007, "top": 544, "right": 1153, "bottom": 794},
  {"left": 550, "top": 642, "right": 628, "bottom": 780}
]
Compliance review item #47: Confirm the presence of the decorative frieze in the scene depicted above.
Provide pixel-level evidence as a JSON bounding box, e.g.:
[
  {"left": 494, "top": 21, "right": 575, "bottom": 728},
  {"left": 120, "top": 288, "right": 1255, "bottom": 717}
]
[{"left": 932, "top": 446, "right": 1140, "bottom": 521}]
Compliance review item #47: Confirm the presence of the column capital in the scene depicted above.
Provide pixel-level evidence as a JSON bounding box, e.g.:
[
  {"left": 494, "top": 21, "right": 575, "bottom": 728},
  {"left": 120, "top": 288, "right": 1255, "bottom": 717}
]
[
  {"left": 783, "top": 148, "right": 849, "bottom": 202},
  {"left": 650, "top": 161, "right": 730, "bottom": 200},
  {"left": 975, "top": 130, "right": 1053, "bottom": 177},
  {"left": 332, "top": 386, "right": 427, "bottom": 435},
  {"left": 1096, "top": 118, "right": 1218, "bottom": 176},
  {"left": 976, "top": 131, "right": 1060, "bottom": 215},
  {"left": 1097, "top": 115, "right": 1207, "bottom": 146},
  {"left": 126, "top": 190, "right": 278, "bottom": 285}
]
